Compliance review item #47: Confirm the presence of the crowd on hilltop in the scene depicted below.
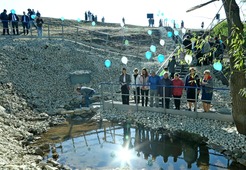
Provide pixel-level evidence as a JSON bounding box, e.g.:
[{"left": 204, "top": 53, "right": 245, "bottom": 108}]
[
  {"left": 0, "top": 8, "right": 43, "bottom": 36},
  {"left": 119, "top": 64, "right": 214, "bottom": 113}
]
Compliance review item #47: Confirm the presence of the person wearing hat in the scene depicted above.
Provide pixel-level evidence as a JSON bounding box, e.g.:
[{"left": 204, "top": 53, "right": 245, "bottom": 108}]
[
  {"left": 76, "top": 86, "right": 95, "bottom": 107},
  {"left": 119, "top": 67, "right": 131, "bottom": 105},
  {"left": 131, "top": 68, "right": 141, "bottom": 104},
  {"left": 158, "top": 71, "right": 172, "bottom": 109},
  {"left": 201, "top": 70, "right": 213, "bottom": 112},
  {"left": 148, "top": 70, "right": 160, "bottom": 107},
  {"left": 185, "top": 67, "right": 200, "bottom": 111}
]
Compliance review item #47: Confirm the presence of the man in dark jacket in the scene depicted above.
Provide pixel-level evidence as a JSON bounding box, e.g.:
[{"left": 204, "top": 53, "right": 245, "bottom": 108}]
[
  {"left": 0, "top": 9, "right": 9, "bottom": 35},
  {"left": 158, "top": 72, "right": 173, "bottom": 109},
  {"left": 76, "top": 86, "right": 95, "bottom": 107},
  {"left": 119, "top": 67, "right": 131, "bottom": 105},
  {"left": 21, "top": 11, "right": 30, "bottom": 35},
  {"left": 8, "top": 10, "right": 19, "bottom": 35},
  {"left": 183, "top": 35, "right": 192, "bottom": 50}
]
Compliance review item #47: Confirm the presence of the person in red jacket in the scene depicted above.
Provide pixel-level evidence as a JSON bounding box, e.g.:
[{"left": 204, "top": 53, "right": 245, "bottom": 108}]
[{"left": 172, "top": 73, "right": 184, "bottom": 110}]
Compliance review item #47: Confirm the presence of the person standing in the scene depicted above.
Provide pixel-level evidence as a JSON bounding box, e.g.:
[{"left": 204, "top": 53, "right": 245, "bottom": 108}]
[
  {"left": 185, "top": 67, "right": 200, "bottom": 111},
  {"left": 181, "top": 20, "right": 184, "bottom": 28},
  {"left": 27, "top": 8, "right": 37, "bottom": 30},
  {"left": 131, "top": 68, "right": 141, "bottom": 104},
  {"left": 139, "top": 68, "right": 149, "bottom": 107},
  {"left": 0, "top": 9, "right": 9, "bottom": 35},
  {"left": 167, "top": 56, "right": 177, "bottom": 79},
  {"left": 172, "top": 73, "right": 184, "bottom": 110},
  {"left": 201, "top": 70, "right": 213, "bottom": 112},
  {"left": 85, "top": 11, "right": 88, "bottom": 21},
  {"left": 148, "top": 71, "right": 160, "bottom": 107},
  {"left": 8, "top": 11, "right": 19, "bottom": 35},
  {"left": 36, "top": 14, "right": 44, "bottom": 37},
  {"left": 21, "top": 11, "right": 29, "bottom": 35},
  {"left": 158, "top": 72, "right": 172, "bottom": 109},
  {"left": 76, "top": 86, "right": 95, "bottom": 107},
  {"left": 119, "top": 68, "right": 131, "bottom": 105}
]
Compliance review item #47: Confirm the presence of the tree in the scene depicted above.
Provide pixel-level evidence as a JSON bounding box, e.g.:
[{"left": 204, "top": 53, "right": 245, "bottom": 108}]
[{"left": 187, "top": 0, "right": 246, "bottom": 134}]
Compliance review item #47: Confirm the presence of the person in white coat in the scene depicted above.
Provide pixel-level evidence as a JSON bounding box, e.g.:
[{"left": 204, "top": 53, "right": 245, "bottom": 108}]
[{"left": 131, "top": 68, "right": 141, "bottom": 104}]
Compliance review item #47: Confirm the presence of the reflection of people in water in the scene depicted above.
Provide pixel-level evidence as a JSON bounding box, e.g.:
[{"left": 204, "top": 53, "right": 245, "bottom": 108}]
[
  {"left": 159, "top": 134, "right": 173, "bottom": 163},
  {"left": 123, "top": 121, "right": 133, "bottom": 149},
  {"left": 150, "top": 130, "right": 161, "bottom": 161},
  {"left": 141, "top": 130, "right": 152, "bottom": 160},
  {"left": 170, "top": 137, "right": 182, "bottom": 162},
  {"left": 134, "top": 124, "right": 142, "bottom": 157},
  {"left": 197, "top": 144, "right": 209, "bottom": 169},
  {"left": 183, "top": 142, "right": 198, "bottom": 169}
]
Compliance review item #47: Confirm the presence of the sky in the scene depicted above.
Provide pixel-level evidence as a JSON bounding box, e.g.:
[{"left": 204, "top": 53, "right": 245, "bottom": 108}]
[{"left": 1, "top": 0, "right": 246, "bottom": 29}]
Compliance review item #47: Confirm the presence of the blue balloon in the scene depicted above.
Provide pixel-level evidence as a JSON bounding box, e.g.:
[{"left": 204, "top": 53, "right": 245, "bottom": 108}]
[
  {"left": 92, "top": 21, "right": 96, "bottom": 26},
  {"left": 61, "top": 17, "right": 65, "bottom": 21},
  {"left": 157, "top": 54, "right": 165, "bottom": 63},
  {"left": 77, "top": 18, "right": 81, "bottom": 22},
  {"left": 167, "top": 31, "right": 173, "bottom": 37},
  {"left": 164, "top": 18, "right": 168, "bottom": 22},
  {"left": 145, "top": 51, "right": 152, "bottom": 60},
  {"left": 150, "top": 45, "right": 156, "bottom": 53},
  {"left": 104, "top": 59, "right": 111, "bottom": 68},
  {"left": 176, "top": 24, "right": 180, "bottom": 28},
  {"left": 213, "top": 62, "right": 222, "bottom": 71},
  {"left": 174, "top": 30, "right": 179, "bottom": 36},
  {"left": 148, "top": 30, "right": 152, "bottom": 35},
  {"left": 11, "top": 9, "right": 16, "bottom": 14},
  {"left": 31, "top": 15, "right": 36, "bottom": 19},
  {"left": 161, "top": 12, "right": 164, "bottom": 16}
]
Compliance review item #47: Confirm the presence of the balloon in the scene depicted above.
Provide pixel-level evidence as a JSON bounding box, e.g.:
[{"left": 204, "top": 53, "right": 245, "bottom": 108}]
[
  {"left": 213, "top": 62, "right": 222, "bottom": 71},
  {"left": 167, "top": 31, "right": 173, "bottom": 37},
  {"left": 182, "top": 28, "right": 186, "bottom": 34},
  {"left": 61, "top": 17, "right": 65, "bottom": 21},
  {"left": 92, "top": 21, "right": 96, "bottom": 26},
  {"left": 150, "top": 45, "right": 156, "bottom": 53},
  {"left": 174, "top": 30, "right": 179, "bottom": 36},
  {"left": 77, "top": 18, "right": 81, "bottom": 22},
  {"left": 148, "top": 30, "right": 152, "bottom": 35},
  {"left": 161, "top": 12, "right": 164, "bottom": 16},
  {"left": 185, "top": 54, "right": 193, "bottom": 64},
  {"left": 157, "top": 54, "right": 165, "bottom": 63},
  {"left": 121, "top": 56, "right": 128, "bottom": 64},
  {"left": 120, "top": 22, "right": 124, "bottom": 27},
  {"left": 31, "top": 15, "right": 36, "bottom": 19},
  {"left": 164, "top": 18, "right": 168, "bottom": 22},
  {"left": 145, "top": 51, "right": 152, "bottom": 60},
  {"left": 124, "top": 40, "right": 129, "bottom": 45},
  {"left": 104, "top": 59, "right": 111, "bottom": 68},
  {"left": 176, "top": 24, "right": 180, "bottom": 29},
  {"left": 160, "top": 39, "right": 165, "bottom": 46},
  {"left": 11, "top": 9, "right": 16, "bottom": 14},
  {"left": 171, "top": 19, "right": 175, "bottom": 24}
]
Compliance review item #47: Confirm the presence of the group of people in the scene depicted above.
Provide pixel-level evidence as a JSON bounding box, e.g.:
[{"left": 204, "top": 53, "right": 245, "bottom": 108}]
[
  {"left": 119, "top": 66, "right": 214, "bottom": 112},
  {"left": 182, "top": 30, "right": 226, "bottom": 65},
  {"left": 0, "top": 8, "right": 43, "bottom": 36}
]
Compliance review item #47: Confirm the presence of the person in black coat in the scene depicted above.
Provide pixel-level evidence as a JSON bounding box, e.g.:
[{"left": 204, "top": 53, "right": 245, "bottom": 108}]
[
  {"left": 8, "top": 11, "right": 19, "bottom": 35},
  {"left": 0, "top": 9, "right": 9, "bottom": 35},
  {"left": 119, "top": 68, "right": 131, "bottom": 105},
  {"left": 21, "top": 11, "right": 30, "bottom": 35},
  {"left": 183, "top": 36, "right": 192, "bottom": 50}
]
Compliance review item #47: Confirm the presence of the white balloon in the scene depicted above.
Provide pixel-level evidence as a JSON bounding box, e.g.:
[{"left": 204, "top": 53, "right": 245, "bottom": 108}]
[
  {"left": 185, "top": 54, "right": 192, "bottom": 64},
  {"left": 121, "top": 56, "right": 128, "bottom": 64},
  {"left": 120, "top": 22, "right": 125, "bottom": 27},
  {"left": 160, "top": 39, "right": 165, "bottom": 46},
  {"left": 182, "top": 28, "right": 186, "bottom": 34}
]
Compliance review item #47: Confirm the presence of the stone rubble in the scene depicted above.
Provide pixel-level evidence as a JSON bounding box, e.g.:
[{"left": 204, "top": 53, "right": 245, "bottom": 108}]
[{"left": 0, "top": 26, "right": 244, "bottom": 169}]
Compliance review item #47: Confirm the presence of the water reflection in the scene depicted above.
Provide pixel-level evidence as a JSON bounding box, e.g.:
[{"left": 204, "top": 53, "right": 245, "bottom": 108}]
[{"left": 43, "top": 121, "right": 244, "bottom": 170}]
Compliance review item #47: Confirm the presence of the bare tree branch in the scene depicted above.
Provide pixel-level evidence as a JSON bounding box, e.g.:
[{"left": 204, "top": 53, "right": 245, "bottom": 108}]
[{"left": 186, "top": 0, "right": 220, "bottom": 13}]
